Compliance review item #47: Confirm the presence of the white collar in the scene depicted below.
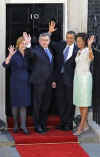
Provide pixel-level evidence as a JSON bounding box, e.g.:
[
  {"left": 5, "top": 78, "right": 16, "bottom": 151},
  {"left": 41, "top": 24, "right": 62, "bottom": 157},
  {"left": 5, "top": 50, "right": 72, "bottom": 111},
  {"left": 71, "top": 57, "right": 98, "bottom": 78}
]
[
  {"left": 67, "top": 43, "right": 74, "bottom": 49},
  {"left": 44, "top": 47, "right": 48, "bottom": 50},
  {"left": 79, "top": 47, "right": 88, "bottom": 53}
]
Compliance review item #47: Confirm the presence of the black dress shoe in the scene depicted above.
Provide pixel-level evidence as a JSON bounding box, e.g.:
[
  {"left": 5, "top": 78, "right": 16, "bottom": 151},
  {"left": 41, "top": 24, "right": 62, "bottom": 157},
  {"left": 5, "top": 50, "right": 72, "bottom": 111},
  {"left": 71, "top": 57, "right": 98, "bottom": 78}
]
[
  {"left": 20, "top": 128, "right": 30, "bottom": 135},
  {"left": 41, "top": 124, "right": 50, "bottom": 132},
  {"left": 56, "top": 124, "right": 64, "bottom": 130},
  {"left": 34, "top": 126, "right": 45, "bottom": 134},
  {"left": 13, "top": 128, "right": 19, "bottom": 133},
  {"left": 62, "top": 125, "right": 72, "bottom": 131}
]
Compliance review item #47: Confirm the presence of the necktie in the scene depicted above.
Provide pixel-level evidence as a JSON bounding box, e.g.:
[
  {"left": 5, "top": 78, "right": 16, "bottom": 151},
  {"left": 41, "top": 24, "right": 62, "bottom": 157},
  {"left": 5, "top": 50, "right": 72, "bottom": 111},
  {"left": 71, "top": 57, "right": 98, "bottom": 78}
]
[
  {"left": 63, "top": 46, "right": 70, "bottom": 61},
  {"left": 44, "top": 48, "right": 52, "bottom": 63},
  {"left": 60, "top": 46, "right": 70, "bottom": 74}
]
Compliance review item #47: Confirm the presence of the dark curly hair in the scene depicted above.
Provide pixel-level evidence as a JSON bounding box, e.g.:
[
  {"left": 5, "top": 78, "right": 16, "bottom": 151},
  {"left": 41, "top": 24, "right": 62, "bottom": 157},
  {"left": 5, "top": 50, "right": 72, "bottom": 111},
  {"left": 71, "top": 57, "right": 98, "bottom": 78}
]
[{"left": 76, "top": 33, "right": 88, "bottom": 47}]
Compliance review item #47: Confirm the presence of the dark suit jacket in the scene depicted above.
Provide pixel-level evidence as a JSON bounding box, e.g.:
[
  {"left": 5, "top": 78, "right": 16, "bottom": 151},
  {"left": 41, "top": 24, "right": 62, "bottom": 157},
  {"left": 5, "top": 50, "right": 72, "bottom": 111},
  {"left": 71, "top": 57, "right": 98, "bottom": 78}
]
[
  {"left": 2, "top": 50, "right": 31, "bottom": 107},
  {"left": 25, "top": 45, "right": 54, "bottom": 85},
  {"left": 50, "top": 40, "right": 78, "bottom": 86}
]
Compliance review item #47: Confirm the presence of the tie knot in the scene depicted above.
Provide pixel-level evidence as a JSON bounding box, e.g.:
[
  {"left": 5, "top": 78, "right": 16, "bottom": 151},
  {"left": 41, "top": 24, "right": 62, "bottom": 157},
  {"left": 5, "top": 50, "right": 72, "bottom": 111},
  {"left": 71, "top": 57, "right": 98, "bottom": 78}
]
[{"left": 45, "top": 48, "right": 48, "bottom": 51}]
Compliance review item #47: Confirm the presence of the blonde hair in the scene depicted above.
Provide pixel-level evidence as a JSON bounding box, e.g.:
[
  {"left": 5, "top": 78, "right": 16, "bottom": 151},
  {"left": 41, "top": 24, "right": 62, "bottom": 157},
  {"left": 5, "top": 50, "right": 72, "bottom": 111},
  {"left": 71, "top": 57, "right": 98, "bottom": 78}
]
[{"left": 16, "top": 36, "right": 25, "bottom": 49}]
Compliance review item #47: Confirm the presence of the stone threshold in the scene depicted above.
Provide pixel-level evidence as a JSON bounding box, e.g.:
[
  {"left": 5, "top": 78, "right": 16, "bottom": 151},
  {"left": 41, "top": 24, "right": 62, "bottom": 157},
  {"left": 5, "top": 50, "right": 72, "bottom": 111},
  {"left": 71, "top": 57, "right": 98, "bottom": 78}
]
[{"left": 88, "top": 111, "right": 100, "bottom": 142}]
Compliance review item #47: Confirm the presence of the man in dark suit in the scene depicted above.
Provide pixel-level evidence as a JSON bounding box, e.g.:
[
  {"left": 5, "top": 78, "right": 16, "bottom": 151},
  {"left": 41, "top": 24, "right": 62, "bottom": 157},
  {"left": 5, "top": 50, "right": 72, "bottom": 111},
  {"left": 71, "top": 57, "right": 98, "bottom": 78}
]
[
  {"left": 24, "top": 32, "right": 56, "bottom": 134},
  {"left": 49, "top": 22, "right": 78, "bottom": 131}
]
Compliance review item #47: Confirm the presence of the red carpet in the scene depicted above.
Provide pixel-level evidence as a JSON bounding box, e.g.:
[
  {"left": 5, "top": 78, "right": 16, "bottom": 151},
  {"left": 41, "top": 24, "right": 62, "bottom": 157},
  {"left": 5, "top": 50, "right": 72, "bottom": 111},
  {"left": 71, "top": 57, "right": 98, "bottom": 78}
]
[
  {"left": 9, "top": 128, "right": 77, "bottom": 144},
  {"left": 16, "top": 144, "right": 89, "bottom": 157},
  {"left": 8, "top": 116, "right": 89, "bottom": 157},
  {"left": 8, "top": 116, "right": 77, "bottom": 144}
]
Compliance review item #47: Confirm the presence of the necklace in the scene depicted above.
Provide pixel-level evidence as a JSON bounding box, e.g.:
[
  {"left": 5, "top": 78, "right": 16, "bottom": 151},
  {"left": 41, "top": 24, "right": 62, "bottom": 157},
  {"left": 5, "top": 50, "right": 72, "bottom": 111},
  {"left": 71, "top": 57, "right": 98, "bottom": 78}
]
[{"left": 78, "top": 52, "right": 81, "bottom": 56}]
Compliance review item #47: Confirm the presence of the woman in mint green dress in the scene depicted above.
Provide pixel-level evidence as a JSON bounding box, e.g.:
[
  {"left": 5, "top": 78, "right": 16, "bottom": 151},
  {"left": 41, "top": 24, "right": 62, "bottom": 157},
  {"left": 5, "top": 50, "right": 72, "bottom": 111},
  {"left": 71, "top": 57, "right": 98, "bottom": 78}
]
[{"left": 73, "top": 33, "right": 94, "bottom": 136}]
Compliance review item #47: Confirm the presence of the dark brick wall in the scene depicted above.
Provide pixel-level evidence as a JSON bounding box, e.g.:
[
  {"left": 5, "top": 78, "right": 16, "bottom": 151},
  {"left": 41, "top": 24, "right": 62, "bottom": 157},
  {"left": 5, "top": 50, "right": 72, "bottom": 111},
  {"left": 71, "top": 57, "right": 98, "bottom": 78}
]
[
  {"left": 88, "top": 0, "right": 95, "bottom": 34},
  {"left": 88, "top": 0, "right": 100, "bottom": 35},
  {"left": 89, "top": 1, "right": 100, "bottom": 124}
]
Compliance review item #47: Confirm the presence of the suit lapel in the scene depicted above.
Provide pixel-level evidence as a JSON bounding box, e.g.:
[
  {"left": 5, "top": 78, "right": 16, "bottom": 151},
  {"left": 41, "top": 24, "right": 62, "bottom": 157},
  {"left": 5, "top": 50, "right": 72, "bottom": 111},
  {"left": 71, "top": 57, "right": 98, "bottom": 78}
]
[
  {"left": 62, "top": 42, "right": 67, "bottom": 52},
  {"left": 60, "top": 41, "right": 67, "bottom": 64}
]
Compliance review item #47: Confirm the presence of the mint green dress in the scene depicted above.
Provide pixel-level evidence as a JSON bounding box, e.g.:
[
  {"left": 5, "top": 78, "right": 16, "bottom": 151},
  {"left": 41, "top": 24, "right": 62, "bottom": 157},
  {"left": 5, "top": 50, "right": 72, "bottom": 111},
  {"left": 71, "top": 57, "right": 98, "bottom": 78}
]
[{"left": 73, "top": 48, "right": 92, "bottom": 107}]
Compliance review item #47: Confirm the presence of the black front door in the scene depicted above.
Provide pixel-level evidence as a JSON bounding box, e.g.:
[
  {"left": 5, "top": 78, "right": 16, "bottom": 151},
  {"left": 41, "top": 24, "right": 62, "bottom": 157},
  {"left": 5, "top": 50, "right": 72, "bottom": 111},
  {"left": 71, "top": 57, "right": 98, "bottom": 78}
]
[{"left": 6, "top": 3, "right": 63, "bottom": 116}]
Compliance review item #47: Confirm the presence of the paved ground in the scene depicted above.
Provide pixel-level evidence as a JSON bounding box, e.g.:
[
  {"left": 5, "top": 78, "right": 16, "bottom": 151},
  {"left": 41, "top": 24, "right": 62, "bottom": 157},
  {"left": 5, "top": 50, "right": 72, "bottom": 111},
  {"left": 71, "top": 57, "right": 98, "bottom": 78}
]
[
  {"left": 0, "top": 146, "right": 20, "bottom": 157},
  {"left": 79, "top": 128, "right": 100, "bottom": 157},
  {"left": 79, "top": 127, "right": 100, "bottom": 143},
  {"left": 81, "top": 143, "right": 100, "bottom": 157},
  {"left": 0, "top": 131, "right": 19, "bottom": 157}
]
